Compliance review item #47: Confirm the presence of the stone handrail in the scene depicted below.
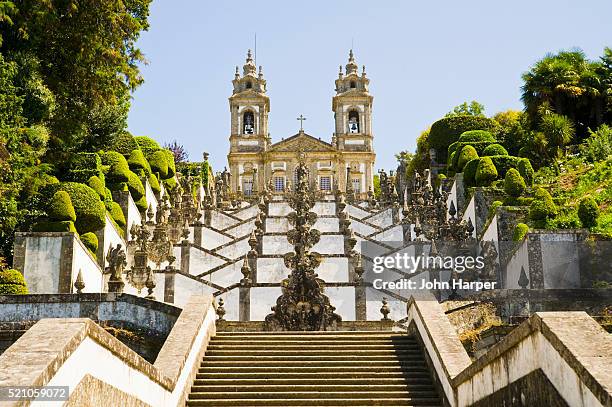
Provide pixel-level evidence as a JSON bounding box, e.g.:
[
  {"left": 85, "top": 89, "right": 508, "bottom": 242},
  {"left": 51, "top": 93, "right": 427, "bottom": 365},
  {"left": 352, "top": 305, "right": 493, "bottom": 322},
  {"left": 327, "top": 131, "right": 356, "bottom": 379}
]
[
  {"left": 0, "top": 295, "right": 216, "bottom": 407},
  {"left": 407, "top": 292, "right": 612, "bottom": 407}
]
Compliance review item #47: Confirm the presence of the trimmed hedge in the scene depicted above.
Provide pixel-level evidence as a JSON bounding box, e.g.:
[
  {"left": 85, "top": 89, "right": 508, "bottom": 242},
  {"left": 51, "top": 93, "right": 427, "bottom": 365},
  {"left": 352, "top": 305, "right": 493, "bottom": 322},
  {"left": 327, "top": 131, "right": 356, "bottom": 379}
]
[
  {"left": 529, "top": 188, "right": 557, "bottom": 224},
  {"left": 33, "top": 220, "right": 77, "bottom": 233},
  {"left": 111, "top": 132, "right": 139, "bottom": 156},
  {"left": 475, "top": 157, "right": 498, "bottom": 186},
  {"left": 127, "top": 171, "right": 145, "bottom": 201},
  {"left": 163, "top": 177, "right": 177, "bottom": 191},
  {"left": 67, "top": 152, "right": 102, "bottom": 183},
  {"left": 148, "top": 173, "right": 161, "bottom": 194},
  {"left": 429, "top": 115, "right": 498, "bottom": 162},
  {"left": 127, "top": 149, "right": 151, "bottom": 177},
  {"left": 134, "top": 195, "right": 148, "bottom": 212},
  {"left": 450, "top": 141, "right": 495, "bottom": 169},
  {"left": 149, "top": 150, "right": 169, "bottom": 179},
  {"left": 162, "top": 149, "right": 176, "bottom": 178},
  {"left": 48, "top": 191, "right": 76, "bottom": 222},
  {"left": 463, "top": 159, "right": 480, "bottom": 187},
  {"left": 504, "top": 168, "right": 526, "bottom": 197},
  {"left": 518, "top": 159, "right": 534, "bottom": 186},
  {"left": 80, "top": 232, "right": 98, "bottom": 255},
  {"left": 88, "top": 176, "right": 106, "bottom": 200},
  {"left": 134, "top": 136, "right": 161, "bottom": 156},
  {"left": 513, "top": 223, "right": 529, "bottom": 241},
  {"left": 109, "top": 202, "right": 126, "bottom": 228},
  {"left": 457, "top": 145, "right": 479, "bottom": 172},
  {"left": 458, "top": 130, "right": 496, "bottom": 143},
  {"left": 488, "top": 155, "right": 524, "bottom": 178},
  {"left": 102, "top": 151, "right": 131, "bottom": 184},
  {"left": 483, "top": 144, "right": 508, "bottom": 156},
  {"left": 0, "top": 269, "right": 28, "bottom": 295},
  {"left": 578, "top": 197, "right": 599, "bottom": 228},
  {"left": 42, "top": 182, "right": 106, "bottom": 234}
]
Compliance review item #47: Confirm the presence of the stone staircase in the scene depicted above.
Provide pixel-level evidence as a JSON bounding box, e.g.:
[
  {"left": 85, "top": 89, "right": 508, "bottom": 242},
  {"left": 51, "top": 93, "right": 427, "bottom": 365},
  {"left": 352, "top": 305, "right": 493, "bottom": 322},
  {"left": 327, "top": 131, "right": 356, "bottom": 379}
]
[{"left": 187, "top": 331, "right": 442, "bottom": 406}]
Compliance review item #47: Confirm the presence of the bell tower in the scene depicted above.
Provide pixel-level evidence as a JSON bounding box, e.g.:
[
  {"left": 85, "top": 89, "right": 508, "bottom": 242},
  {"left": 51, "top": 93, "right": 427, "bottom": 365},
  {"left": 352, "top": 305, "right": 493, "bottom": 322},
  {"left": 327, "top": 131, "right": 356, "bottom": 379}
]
[
  {"left": 332, "top": 49, "right": 373, "bottom": 151},
  {"left": 227, "top": 49, "right": 270, "bottom": 194}
]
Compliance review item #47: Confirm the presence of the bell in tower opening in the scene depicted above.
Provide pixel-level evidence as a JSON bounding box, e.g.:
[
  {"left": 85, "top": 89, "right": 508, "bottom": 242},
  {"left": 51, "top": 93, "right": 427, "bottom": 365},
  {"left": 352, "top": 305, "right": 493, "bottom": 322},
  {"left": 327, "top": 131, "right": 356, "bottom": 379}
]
[
  {"left": 243, "top": 111, "right": 254, "bottom": 135},
  {"left": 348, "top": 110, "right": 359, "bottom": 133}
]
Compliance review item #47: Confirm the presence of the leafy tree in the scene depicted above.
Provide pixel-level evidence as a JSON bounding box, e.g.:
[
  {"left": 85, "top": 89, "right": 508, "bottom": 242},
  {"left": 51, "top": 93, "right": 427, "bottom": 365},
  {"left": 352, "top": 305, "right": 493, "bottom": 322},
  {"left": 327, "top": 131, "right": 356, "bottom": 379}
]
[
  {"left": 492, "top": 110, "right": 530, "bottom": 156},
  {"left": 445, "top": 101, "right": 485, "bottom": 117}
]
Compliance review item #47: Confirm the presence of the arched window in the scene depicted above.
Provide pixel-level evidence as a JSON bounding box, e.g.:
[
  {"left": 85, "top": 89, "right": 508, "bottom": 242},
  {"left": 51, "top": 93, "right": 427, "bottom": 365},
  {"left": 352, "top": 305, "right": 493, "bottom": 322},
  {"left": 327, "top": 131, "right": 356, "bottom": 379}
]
[
  {"left": 350, "top": 81, "right": 356, "bottom": 89},
  {"left": 246, "top": 81, "right": 252, "bottom": 89},
  {"left": 348, "top": 110, "right": 359, "bottom": 133},
  {"left": 243, "top": 111, "right": 254, "bottom": 134}
]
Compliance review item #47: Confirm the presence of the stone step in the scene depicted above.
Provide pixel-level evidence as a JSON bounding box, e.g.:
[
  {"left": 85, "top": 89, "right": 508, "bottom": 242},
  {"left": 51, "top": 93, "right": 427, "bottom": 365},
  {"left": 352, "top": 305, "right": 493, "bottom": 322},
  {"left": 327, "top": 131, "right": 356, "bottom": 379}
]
[
  {"left": 201, "top": 359, "right": 426, "bottom": 368},
  {"left": 192, "top": 378, "right": 434, "bottom": 386},
  {"left": 205, "top": 349, "right": 423, "bottom": 357},
  {"left": 208, "top": 342, "right": 419, "bottom": 348},
  {"left": 195, "top": 371, "right": 429, "bottom": 380},
  {"left": 214, "top": 331, "right": 410, "bottom": 337},
  {"left": 198, "top": 365, "right": 429, "bottom": 373},
  {"left": 191, "top": 384, "right": 436, "bottom": 393},
  {"left": 188, "top": 391, "right": 438, "bottom": 400},
  {"left": 186, "top": 397, "right": 441, "bottom": 406}
]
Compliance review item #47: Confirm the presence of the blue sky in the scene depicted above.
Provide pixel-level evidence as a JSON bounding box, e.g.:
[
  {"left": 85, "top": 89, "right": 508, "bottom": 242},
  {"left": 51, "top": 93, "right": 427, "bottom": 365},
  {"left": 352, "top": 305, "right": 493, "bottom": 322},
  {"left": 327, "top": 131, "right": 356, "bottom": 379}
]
[{"left": 127, "top": 0, "right": 612, "bottom": 170}]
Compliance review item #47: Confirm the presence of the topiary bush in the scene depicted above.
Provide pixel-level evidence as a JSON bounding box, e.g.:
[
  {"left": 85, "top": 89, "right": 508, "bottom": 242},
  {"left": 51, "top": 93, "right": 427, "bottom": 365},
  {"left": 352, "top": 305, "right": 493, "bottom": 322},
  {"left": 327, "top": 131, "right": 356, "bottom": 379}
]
[
  {"left": 457, "top": 145, "right": 479, "bottom": 172},
  {"left": 102, "top": 151, "right": 131, "bottom": 184},
  {"left": 0, "top": 269, "right": 28, "bottom": 295},
  {"left": 463, "top": 159, "right": 480, "bottom": 187},
  {"left": 517, "top": 159, "right": 534, "bottom": 186},
  {"left": 134, "top": 136, "right": 161, "bottom": 156},
  {"left": 578, "top": 197, "right": 599, "bottom": 228},
  {"left": 127, "top": 171, "right": 145, "bottom": 201},
  {"left": 66, "top": 152, "right": 102, "bottom": 183},
  {"left": 483, "top": 143, "right": 509, "bottom": 156},
  {"left": 111, "top": 132, "right": 140, "bottom": 156},
  {"left": 458, "top": 130, "right": 496, "bottom": 143},
  {"left": 109, "top": 202, "right": 126, "bottom": 228},
  {"left": 529, "top": 188, "right": 557, "bottom": 226},
  {"left": 513, "top": 223, "right": 529, "bottom": 241},
  {"left": 80, "top": 232, "right": 98, "bottom": 255},
  {"left": 504, "top": 168, "right": 526, "bottom": 197},
  {"left": 429, "top": 115, "right": 498, "bottom": 162},
  {"left": 450, "top": 141, "right": 495, "bottom": 169},
  {"left": 127, "top": 149, "right": 151, "bottom": 177},
  {"left": 48, "top": 191, "right": 76, "bottom": 222},
  {"left": 42, "top": 182, "right": 106, "bottom": 234},
  {"left": 88, "top": 176, "right": 106, "bottom": 200},
  {"left": 149, "top": 150, "right": 169, "bottom": 179},
  {"left": 163, "top": 177, "right": 177, "bottom": 191},
  {"left": 162, "top": 149, "right": 176, "bottom": 178},
  {"left": 488, "top": 155, "right": 524, "bottom": 178},
  {"left": 475, "top": 157, "right": 498, "bottom": 186},
  {"left": 148, "top": 173, "right": 161, "bottom": 194},
  {"left": 134, "top": 195, "right": 148, "bottom": 212},
  {"left": 32, "top": 220, "right": 77, "bottom": 233}
]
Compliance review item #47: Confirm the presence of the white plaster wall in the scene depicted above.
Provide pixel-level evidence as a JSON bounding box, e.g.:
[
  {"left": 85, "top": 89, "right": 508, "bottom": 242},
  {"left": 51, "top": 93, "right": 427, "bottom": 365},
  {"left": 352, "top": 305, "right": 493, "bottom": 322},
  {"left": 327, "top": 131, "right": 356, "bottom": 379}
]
[
  {"left": 541, "top": 237, "right": 581, "bottom": 288},
  {"left": 462, "top": 195, "right": 477, "bottom": 238},
  {"left": 505, "top": 240, "right": 529, "bottom": 289},
  {"left": 262, "top": 235, "right": 292, "bottom": 255},
  {"left": 71, "top": 238, "right": 104, "bottom": 293},
  {"left": 250, "top": 287, "right": 282, "bottom": 321},
  {"left": 172, "top": 274, "right": 216, "bottom": 308},
  {"left": 266, "top": 218, "right": 289, "bottom": 233},
  {"left": 268, "top": 202, "right": 292, "bottom": 216},
  {"left": 23, "top": 236, "right": 62, "bottom": 293},
  {"left": 372, "top": 225, "right": 403, "bottom": 242},
  {"left": 101, "top": 213, "right": 126, "bottom": 269},
  {"left": 313, "top": 202, "right": 336, "bottom": 216},
  {"left": 208, "top": 262, "right": 242, "bottom": 287},
  {"left": 200, "top": 227, "right": 232, "bottom": 249},
  {"left": 233, "top": 205, "right": 259, "bottom": 220},
  {"left": 216, "top": 239, "right": 250, "bottom": 259},
  {"left": 325, "top": 287, "right": 355, "bottom": 320},
  {"left": 316, "top": 257, "right": 349, "bottom": 282},
  {"left": 257, "top": 258, "right": 290, "bottom": 283},
  {"left": 119, "top": 272, "right": 166, "bottom": 301},
  {"left": 313, "top": 218, "right": 339, "bottom": 233},
  {"left": 367, "top": 209, "right": 393, "bottom": 228},
  {"left": 482, "top": 214, "right": 499, "bottom": 243},
  {"left": 217, "top": 287, "right": 240, "bottom": 321},
  {"left": 312, "top": 235, "right": 344, "bottom": 255},
  {"left": 211, "top": 211, "right": 239, "bottom": 230},
  {"left": 144, "top": 179, "right": 158, "bottom": 221},
  {"left": 225, "top": 219, "right": 255, "bottom": 238},
  {"left": 346, "top": 204, "right": 370, "bottom": 219},
  {"left": 351, "top": 220, "right": 378, "bottom": 236},
  {"left": 189, "top": 247, "right": 226, "bottom": 274},
  {"left": 125, "top": 194, "right": 142, "bottom": 242},
  {"left": 447, "top": 179, "right": 457, "bottom": 218}
]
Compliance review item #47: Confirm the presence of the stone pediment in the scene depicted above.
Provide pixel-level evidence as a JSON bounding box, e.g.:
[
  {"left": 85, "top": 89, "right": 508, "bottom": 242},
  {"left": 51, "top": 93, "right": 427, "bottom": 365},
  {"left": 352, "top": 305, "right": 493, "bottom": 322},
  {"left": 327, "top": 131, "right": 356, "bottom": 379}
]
[{"left": 268, "top": 132, "right": 336, "bottom": 153}]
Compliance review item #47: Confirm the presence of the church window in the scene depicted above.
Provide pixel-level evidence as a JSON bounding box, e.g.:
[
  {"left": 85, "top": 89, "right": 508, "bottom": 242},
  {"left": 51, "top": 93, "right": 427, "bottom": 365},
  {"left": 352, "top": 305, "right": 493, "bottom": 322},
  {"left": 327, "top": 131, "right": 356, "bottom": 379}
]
[
  {"left": 350, "top": 81, "right": 356, "bottom": 89},
  {"left": 242, "top": 177, "right": 253, "bottom": 196},
  {"left": 348, "top": 110, "right": 360, "bottom": 133},
  {"left": 274, "top": 176, "right": 285, "bottom": 192},
  {"left": 246, "top": 81, "right": 252, "bottom": 89},
  {"left": 243, "top": 111, "right": 254, "bottom": 135},
  {"left": 352, "top": 178, "right": 361, "bottom": 193},
  {"left": 320, "top": 176, "right": 331, "bottom": 191}
]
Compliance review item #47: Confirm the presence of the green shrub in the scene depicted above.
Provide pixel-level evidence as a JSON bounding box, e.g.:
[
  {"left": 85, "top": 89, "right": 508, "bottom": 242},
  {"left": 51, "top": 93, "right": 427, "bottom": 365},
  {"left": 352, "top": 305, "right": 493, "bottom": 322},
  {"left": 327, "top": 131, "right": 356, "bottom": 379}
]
[
  {"left": 149, "top": 150, "right": 169, "bottom": 179},
  {"left": 448, "top": 151, "right": 457, "bottom": 170},
  {"left": 483, "top": 144, "right": 508, "bottom": 156},
  {"left": 513, "top": 223, "right": 529, "bottom": 241},
  {"left": 148, "top": 173, "right": 161, "bottom": 194},
  {"left": 580, "top": 124, "right": 612, "bottom": 162},
  {"left": 504, "top": 168, "right": 526, "bottom": 197},
  {"left": 517, "top": 159, "right": 534, "bottom": 186},
  {"left": 458, "top": 130, "right": 496, "bottom": 143},
  {"left": 0, "top": 269, "right": 28, "bottom": 295},
  {"left": 32, "top": 220, "right": 77, "bottom": 233},
  {"left": 488, "top": 200, "right": 503, "bottom": 218},
  {"left": 111, "top": 132, "right": 139, "bottom": 156},
  {"left": 134, "top": 195, "right": 148, "bottom": 212},
  {"left": 102, "top": 151, "right": 131, "bottom": 183},
  {"left": 463, "top": 159, "right": 480, "bottom": 187},
  {"left": 488, "top": 155, "right": 523, "bottom": 178},
  {"left": 529, "top": 188, "right": 557, "bottom": 225},
  {"left": 134, "top": 136, "right": 161, "bottom": 156},
  {"left": 450, "top": 141, "right": 495, "bottom": 169},
  {"left": 127, "top": 149, "right": 151, "bottom": 177},
  {"left": 475, "top": 157, "right": 498, "bottom": 186},
  {"left": 48, "top": 191, "right": 76, "bottom": 222},
  {"left": 66, "top": 152, "right": 102, "bottom": 183},
  {"left": 457, "top": 145, "right": 479, "bottom": 172},
  {"left": 80, "top": 232, "right": 98, "bottom": 255},
  {"left": 127, "top": 171, "right": 145, "bottom": 201},
  {"left": 429, "top": 115, "right": 498, "bottom": 162},
  {"left": 578, "top": 197, "right": 599, "bottom": 228},
  {"left": 163, "top": 177, "right": 177, "bottom": 191},
  {"left": 447, "top": 142, "right": 460, "bottom": 161},
  {"left": 42, "top": 182, "right": 106, "bottom": 234},
  {"left": 88, "top": 176, "right": 106, "bottom": 200},
  {"left": 162, "top": 149, "right": 176, "bottom": 178},
  {"left": 109, "top": 202, "right": 126, "bottom": 228}
]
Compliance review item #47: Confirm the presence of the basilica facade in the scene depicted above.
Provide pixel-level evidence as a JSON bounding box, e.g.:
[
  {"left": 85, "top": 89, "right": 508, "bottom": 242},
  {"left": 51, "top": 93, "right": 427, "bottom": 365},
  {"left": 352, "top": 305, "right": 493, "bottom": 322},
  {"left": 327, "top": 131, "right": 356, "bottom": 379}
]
[{"left": 226, "top": 49, "right": 376, "bottom": 197}]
